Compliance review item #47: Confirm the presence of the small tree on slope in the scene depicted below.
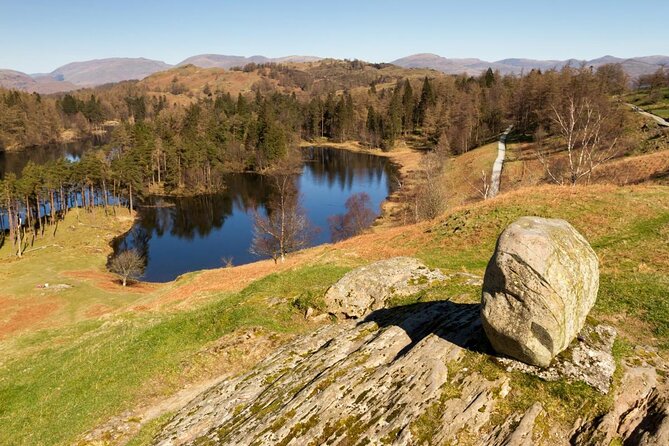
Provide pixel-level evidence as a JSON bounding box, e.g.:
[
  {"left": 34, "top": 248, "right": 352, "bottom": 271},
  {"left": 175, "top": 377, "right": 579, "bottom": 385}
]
[{"left": 110, "top": 249, "right": 145, "bottom": 286}]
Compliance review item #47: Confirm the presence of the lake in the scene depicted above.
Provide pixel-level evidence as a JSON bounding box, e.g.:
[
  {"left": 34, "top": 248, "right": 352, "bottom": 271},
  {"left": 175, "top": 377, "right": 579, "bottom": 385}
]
[
  {"left": 112, "top": 147, "right": 397, "bottom": 282},
  {"left": 0, "top": 137, "right": 107, "bottom": 180}
]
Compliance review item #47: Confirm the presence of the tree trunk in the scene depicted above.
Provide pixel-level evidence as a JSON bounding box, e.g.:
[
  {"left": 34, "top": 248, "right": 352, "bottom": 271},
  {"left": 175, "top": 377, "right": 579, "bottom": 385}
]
[
  {"left": 112, "top": 180, "right": 118, "bottom": 215},
  {"left": 129, "top": 183, "right": 134, "bottom": 214},
  {"left": 8, "top": 199, "right": 15, "bottom": 251},
  {"left": 60, "top": 185, "right": 66, "bottom": 216},
  {"left": 17, "top": 217, "right": 23, "bottom": 258},
  {"left": 102, "top": 179, "right": 108, "bottom": 212},
  {"left": 35, "top": 193, "right": 40, "bottom": 233},
  {"left": 49, "top": 190, "right": 56, "bottom": 228},
  {"left": 24, "top": 195, "right": 32, "bottom": 231}
]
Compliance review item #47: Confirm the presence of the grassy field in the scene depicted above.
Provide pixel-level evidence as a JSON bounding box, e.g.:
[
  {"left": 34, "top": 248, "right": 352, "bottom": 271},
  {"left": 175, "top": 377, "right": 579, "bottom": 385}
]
[
  {"left": 0, "top": 210, "right": 353, "bottom": 445},
  {"left": 0, "top": 164, "right": 668, "bottom": 443},
  {"left": 624, "top": 86, "right": 669, "bottom": 119}
]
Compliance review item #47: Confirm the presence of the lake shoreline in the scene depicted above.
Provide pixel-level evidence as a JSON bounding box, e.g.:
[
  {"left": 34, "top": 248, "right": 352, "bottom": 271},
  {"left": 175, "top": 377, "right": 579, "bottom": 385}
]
[
  {"left": 113, "top": 145, "right": 400, "bottom": 282},
  {"left": 299, "top": 139, "right": 425, "bottom": 228}
]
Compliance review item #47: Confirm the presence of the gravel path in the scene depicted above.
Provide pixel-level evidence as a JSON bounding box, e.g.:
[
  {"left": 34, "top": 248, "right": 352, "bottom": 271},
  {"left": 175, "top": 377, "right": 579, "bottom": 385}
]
[
  {"left": 627, "top": 103, "right": 669, "bottom": 127},
  {"left": 488, "top": 125, "right": 513, "bottom": 198}
]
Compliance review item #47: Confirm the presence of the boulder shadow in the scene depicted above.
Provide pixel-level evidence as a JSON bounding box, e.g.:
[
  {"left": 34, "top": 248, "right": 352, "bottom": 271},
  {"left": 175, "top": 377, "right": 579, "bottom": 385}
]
[{"left": 360, "top": 300, "right": 493, "bottom": 360}]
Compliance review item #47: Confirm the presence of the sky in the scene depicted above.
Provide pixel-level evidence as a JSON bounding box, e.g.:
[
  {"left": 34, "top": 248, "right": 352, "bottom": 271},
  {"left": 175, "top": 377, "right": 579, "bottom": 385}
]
[{"left": 1, "top": 0, "right": 668, "bottom": 73}]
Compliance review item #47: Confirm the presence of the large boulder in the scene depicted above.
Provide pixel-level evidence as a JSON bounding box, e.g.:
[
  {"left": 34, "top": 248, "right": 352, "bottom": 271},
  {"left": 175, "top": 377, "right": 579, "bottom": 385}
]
[
  {"left": 481, "top": 217, "right": 599, "bottom": 368},
  {"left": 324, "top": 257, "right": 446, "bottom": 318}
]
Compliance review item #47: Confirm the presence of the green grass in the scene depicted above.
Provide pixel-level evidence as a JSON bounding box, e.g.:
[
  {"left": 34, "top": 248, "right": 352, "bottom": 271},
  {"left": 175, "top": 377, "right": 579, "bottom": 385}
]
[
  {"left": 624, "top": 87, "right": 669, "bottom": 119},
  {"left": 0, "top": 208, "right": 144, "bottom": 330},
  {"left": 1, "top": 185, "right": 668, "bottom": 445},
  {"left": 652, "top": 108, "right": 669, "bottom": 119},
  {"left": 125, "top": 412, "right": 174, "bottom": 446},
  {"left": 0, "top": 264, "right": 349, "bottom": 446},
  {"left": 417, "top": 186, "right": 669, "bottom": 347}
]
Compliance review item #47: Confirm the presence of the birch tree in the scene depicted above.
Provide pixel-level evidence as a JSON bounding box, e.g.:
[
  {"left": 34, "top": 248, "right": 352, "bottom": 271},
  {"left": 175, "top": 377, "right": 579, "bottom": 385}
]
[
  {"left": 538, "top": 95, "right": 623, "bottom": 185},
  {"left": 250, "top": 174, "right": 313, "bottom": 263}
]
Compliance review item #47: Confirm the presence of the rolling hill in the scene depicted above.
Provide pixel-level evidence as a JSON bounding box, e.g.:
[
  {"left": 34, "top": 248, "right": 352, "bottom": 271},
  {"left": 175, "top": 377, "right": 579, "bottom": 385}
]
[
  {"left": 176, "top": 54, "right": 322, "bottom": 69},
  {"left": 0, "top": 57, "right": 171, "bottom": 93},
  {"left": 0, "top": 69, "right": 78, "bottom": 93},
  {"left": 49, "top": 57, "right": 172, "bottom": 86},
  {"left": 2, "top": 53, "right": 667, "bottom": 95}
]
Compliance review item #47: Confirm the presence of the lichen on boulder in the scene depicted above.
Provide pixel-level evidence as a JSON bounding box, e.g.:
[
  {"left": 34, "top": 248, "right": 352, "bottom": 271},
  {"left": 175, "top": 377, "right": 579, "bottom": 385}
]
[
  {"left": 481, "top": 216, "right": 599, "bottom": 367},
  {"left": 323, "top": 257, "right": 446, "bottom": 319}
]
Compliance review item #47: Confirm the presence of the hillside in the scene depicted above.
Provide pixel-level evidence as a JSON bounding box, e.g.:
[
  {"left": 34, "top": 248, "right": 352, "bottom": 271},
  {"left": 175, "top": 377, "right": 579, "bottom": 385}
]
[
  {"left": 0, "top": 55, "right": 323, "bottom": 93},
  {"left": 0, "top": 58, "right": 171, "bottom": 93},
  {"left": 2, "top": 52, "right": 667, "bottom": 94},
  {"left": 392, "top": 53, "right": 669, "bottom": 77},
  {"left": 137, "top": 60, "right": 440, "bottom": 102},
  {"left": 1, "top": 119, "right": 668, "bottom": 443},
  {"left": 0, "top": 69, "right": 78, "bottom": 93},
  {"left": 49, "top": 57, "right": 172, "bottom": 86},
  {"left": 177, "top": 54, "right": 321, "bottom": 69}
]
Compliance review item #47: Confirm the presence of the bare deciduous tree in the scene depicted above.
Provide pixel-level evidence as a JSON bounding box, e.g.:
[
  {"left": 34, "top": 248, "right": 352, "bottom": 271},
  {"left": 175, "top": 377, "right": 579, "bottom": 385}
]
[
  {"left": 328, "top": 192, "right": 376, "bottom": 242},
  {"left": 250, "top": 174, "right": 314, "bottom": 263},
  {"left": 470, "top": 169, "right": 490, "bottom": 199},
  {"left": 109, "top": 249, "right": 145, "bottom": 286},
  {"left": 414, "top": 152, "right": 446, "bottom": 221},
  {"left": 537, "top": 95, "right": 624, "bottom": 185}
]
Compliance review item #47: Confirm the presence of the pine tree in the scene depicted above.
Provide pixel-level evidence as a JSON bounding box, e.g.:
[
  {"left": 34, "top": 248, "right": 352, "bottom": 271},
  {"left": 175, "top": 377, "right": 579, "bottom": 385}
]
[
  {"left": 401, "top": 79, "right": 414, "bottom": 135},
  {"left": 384, "top": 82, "right": 403, "bottom": 149},
  {"left": 484, "top": 68, "right": 495, "bottom": 88},
  {"left": 415, "top": 77, "right": 436, "bottom": 128}
]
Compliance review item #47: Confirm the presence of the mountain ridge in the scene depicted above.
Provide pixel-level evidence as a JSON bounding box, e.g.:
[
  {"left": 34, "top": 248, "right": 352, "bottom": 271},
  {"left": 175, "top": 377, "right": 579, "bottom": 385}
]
[
  {"left": 391, "top": 53, "right": 669, "bottom": 77},
  {"left": 1, "top": 53, "right": 667, "bottom": 94}
]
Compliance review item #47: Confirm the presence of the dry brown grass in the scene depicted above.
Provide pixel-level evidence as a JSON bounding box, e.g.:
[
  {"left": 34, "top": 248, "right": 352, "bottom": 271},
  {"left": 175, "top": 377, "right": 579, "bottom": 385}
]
[
  {"left": 501, "top": 143, "right": 669, "bottom": 192},
  {"left": 140, "top": 65, "right": 271, "bottom": 100},
  {"left": 442, "top": 142, "right": 499, "bottom": 207},
  {"left": 591, "top": 149, "right": 669, "bottom": 185},
  {"left": 0, "top": 295, "right": 62, "bottom": 338}
]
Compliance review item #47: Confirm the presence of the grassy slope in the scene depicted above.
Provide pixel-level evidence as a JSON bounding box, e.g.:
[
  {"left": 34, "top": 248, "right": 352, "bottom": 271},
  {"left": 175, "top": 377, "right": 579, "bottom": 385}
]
[
  {"left": 625, "top": 86, "right": 669, "bottom": 119},
  {"left": 0, "top": 258, "right": 349, "bottom": 445},
  {"left": 138, "top": 60, "right": 441, "bottom": 106},
  {"left": 0, "top": 147, "right": 668, "bottom": 444},
  {"left": 0, "top": 208, "right": 141, "bottom": 338}
]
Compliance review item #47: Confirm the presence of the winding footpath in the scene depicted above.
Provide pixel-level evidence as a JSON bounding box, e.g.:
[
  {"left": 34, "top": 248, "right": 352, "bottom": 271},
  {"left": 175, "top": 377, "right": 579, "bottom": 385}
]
[
  {"left": 488, "top": 125, "right": 514, "bottom": 198},
  {"left": 626, "top": 103, "right": 669, "bottom": 128}
]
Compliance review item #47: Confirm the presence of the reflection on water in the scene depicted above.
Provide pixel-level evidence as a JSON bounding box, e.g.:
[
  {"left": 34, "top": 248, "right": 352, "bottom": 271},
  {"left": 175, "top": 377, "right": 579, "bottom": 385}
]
[
  {"left": 114, "top": 147, "right": 397, "bottom": 282},
  {"left": 0, "top": 136, "right": 106, "bottom": 179}
]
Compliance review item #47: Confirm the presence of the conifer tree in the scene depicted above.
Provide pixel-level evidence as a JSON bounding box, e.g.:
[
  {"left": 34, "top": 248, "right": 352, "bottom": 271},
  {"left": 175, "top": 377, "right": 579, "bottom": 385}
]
[
  {"left": 401, "top": 79, "right": 414, "bottom": 135},
  {"left": 415, "top": 77, "right": 436, "bottom": 128}
]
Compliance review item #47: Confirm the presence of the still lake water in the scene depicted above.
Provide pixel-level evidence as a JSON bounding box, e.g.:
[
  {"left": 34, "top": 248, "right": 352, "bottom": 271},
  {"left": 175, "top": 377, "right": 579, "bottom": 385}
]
[
  {"left": 0, "top": 138, "right": 105, "bottom": 180},
  {"left": 0, "top": 144, "right": 396, "bottom": 282},
  {"left": 113, "top": 147, "right": 397, "bottom": 282}
]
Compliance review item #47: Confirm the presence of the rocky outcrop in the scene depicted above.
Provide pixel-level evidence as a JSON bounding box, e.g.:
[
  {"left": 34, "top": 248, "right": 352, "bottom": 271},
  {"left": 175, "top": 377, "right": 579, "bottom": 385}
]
[
  {"left": 150, "top": 303, "right": 664, "bottom": 445},
  {"left": 481, "top": 217, "right": 599, "bottom": 367},
  {"left": 323, "top": 257, "right": 446, "bottom": 318},
  {"left": 572, "top": 360, "right": 669, "bottom": 445},
  {"left": 497, "top": 324, "right": 617, "bottom": 394},
  {"left": 152, "top": 301, "right": 530, "bottom": 446}
]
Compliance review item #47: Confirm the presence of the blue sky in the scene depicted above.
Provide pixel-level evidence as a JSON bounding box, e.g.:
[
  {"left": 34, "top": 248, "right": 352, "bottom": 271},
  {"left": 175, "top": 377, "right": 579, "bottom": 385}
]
[{"left": 1, "top": 0, "right": 668, "bottom": 73}]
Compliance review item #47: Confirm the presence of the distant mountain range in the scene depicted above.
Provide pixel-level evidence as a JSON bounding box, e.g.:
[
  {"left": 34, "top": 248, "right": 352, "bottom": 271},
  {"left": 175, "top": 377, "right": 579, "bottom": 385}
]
[
  {"left": 0, "top": 55, "right": 323, "bottom": 93},
  {"left": 391, "top": 53, "right": 669, "bottom": 78},
  {"left": 1, "top": 53, "right": 667, "bottom": 94},
  {"left": 0, "top": 69, "right": 79, "bottom": 94}
]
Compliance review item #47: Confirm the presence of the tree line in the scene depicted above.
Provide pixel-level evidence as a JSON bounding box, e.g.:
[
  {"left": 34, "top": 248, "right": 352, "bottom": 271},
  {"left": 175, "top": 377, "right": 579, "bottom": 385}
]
[
  {"left": 0, "top": 153, "right": 132, "bottom": 257},
  {"left": 1, "top": 61, "right": 637, "bottom": 259}
]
